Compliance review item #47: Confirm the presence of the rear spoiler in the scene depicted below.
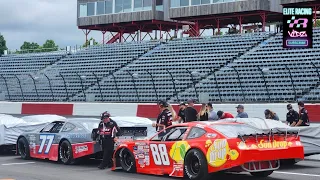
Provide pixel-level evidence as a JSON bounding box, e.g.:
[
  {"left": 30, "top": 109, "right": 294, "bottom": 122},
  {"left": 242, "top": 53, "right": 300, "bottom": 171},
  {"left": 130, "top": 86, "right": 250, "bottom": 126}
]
[{"left": 238, "top": 128, "right": 300, "bottom": 143}]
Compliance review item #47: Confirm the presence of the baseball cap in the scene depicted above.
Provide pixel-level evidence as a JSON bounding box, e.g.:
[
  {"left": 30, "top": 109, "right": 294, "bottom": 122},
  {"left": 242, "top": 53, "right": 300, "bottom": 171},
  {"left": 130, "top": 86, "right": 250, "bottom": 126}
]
[
  {"left": 287, "top": 104, "right": 293, "bottom": 109},
  {"left": 187, "top": 99, "right": 195, "bottom": 104},
  {"left": 158, "top": 100, "right": 168, "bottom": 107},
  {"left": 235, "top": 105, "right": 244, "bottom": 109},
  {"left": 217, "top": 111, "right": 224, "bottom": 118},
  {"left": 101, "top": 111, "right": 111, "bottom": 119},
  {"left": 298, "top": 101, "right": 304, "bottom": 107},
  {"left": 179, "top": 102, "right": 186, "bottom": 106}
]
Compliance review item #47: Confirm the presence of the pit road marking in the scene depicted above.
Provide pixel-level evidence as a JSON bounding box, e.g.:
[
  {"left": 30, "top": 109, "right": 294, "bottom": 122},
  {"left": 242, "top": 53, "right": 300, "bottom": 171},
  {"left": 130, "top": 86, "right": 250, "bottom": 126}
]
[
  {"left": 275, "top": 171, "right": 320, "bottom": 177},
  {"left": 1, "top": 162, "right": 35, "bottom": 166}
]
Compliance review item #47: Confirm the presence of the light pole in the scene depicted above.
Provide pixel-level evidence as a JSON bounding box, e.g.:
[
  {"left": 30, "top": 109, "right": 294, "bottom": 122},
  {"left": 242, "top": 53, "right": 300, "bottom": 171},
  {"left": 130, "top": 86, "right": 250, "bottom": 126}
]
[
  {"left": 0, "top": 75, "right": 11, "bottom": 101},
  {"left": 14, "top": 75, "right": 25, "bottom": 101},
  {"left": 59, "top": 73, "right": 69, "bottom": 101},
  {"left": 77, "top": 73, "right": 87, "bottom": 101},
  {"left": 111, "top": 73, "right": 121, "bottom": 102},
  {"left": 284, "top": 65, "right": 297, "bottom": 101},
  {"left": 43, "top": 74, "right": 55, "bottom": 101},
  {"left": 93, "top": 72, "right": 104, "bottom": 102},
  {"left": 126, "top": 71, "right": 140, "bottom": 102},
  {"left": 257, "top": 66, "right": 271, "bottom": 102},
  {"left": 209, "top": 68, "right": 222, "bottom": 102},
  {"left": 186, "top": 69, "right": 200, "bottom": 101},
  {"left": 227, "top": 66, "right": 246, "bottom": 102},
  {"left": 146, "top": 70, "right": 159, "bottom": 102},
  {"left": 166, "top": 70, "right": 179, "bottom": 102},
  {"left": 28, "top": 74, "right": 40, "bottom": 101}
]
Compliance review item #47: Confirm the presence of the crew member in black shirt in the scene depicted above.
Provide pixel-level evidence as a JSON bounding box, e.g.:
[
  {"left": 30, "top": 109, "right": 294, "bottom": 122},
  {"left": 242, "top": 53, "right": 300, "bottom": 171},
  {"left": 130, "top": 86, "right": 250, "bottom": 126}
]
[
  {"left": 177, "top": 102, "right": 186, "bottom": 123},
  {"left": 184, "top": 99, "right": 198, "bottom": 122},
  {"left": 296, "top": 101, "right": 310, "bottom": 126},
  {"left": 286, "top": 104, "right": 299, "bottom": 126},
  {"left": 97, "top": 111, "right": 120, "bottom": 169},
  {"left": 153, "top": 100, "right": 173, "bottom": 138}
]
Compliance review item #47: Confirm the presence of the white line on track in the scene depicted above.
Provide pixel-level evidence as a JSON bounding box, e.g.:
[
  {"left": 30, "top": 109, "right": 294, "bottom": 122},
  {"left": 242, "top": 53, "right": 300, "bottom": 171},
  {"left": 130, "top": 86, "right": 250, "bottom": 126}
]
[
  {"left": 275, "top": 171, "right": 320, "bottom": 177},
  {"left": 1, "top": 162, "right": 35, "bottom": 166}
]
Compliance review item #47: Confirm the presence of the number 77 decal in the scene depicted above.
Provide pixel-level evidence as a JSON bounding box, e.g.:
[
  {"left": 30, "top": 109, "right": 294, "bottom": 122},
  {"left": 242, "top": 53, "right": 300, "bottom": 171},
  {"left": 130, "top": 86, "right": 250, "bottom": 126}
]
[{"left": 38, "top": 134, "right": 55, "bottom": 154}]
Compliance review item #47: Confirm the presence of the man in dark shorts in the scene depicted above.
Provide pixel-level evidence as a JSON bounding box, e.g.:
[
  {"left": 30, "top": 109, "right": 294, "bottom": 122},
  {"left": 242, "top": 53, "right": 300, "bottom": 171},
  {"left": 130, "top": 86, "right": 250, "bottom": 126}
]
[{"left": 184, "top": 99, "right": 198, "bottom": 122}]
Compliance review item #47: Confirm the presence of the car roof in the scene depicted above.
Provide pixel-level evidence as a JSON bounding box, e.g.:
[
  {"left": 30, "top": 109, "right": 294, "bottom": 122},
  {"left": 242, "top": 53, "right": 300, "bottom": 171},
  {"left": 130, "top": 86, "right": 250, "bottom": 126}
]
[
  {"left": 175, "top": 121, "right": 244, "bottom": 127},
  {"left": 52, "top": 118, "right": 100, "bottom": 124}
]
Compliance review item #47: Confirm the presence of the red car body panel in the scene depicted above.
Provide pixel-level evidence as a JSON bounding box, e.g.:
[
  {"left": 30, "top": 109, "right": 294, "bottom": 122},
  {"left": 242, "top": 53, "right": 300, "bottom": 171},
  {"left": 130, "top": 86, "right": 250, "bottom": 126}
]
[
  {"left": 112, "top": 121, "right": 304, "bottom": 177},
  {"left": 29, "top": 142, "right": 96, "bottom": 161}
]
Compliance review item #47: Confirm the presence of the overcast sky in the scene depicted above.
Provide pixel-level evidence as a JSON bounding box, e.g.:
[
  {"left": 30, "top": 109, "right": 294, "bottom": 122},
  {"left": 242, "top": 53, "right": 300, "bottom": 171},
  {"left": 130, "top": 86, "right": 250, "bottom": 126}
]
[{"left": 0, "top": 0, "right": 100, "bottom": 50}]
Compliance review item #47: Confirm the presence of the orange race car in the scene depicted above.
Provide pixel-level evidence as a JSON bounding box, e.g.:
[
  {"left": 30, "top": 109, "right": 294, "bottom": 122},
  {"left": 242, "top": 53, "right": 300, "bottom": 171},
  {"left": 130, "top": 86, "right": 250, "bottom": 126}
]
[{"left": 112, "top": 121, "right": 304, "bottom": 180}]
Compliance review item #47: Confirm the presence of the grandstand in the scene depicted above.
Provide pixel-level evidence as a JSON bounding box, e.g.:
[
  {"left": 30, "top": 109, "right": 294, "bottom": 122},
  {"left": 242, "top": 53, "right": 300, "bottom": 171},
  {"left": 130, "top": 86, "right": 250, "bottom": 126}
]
[{"left": 0, "top": 0, "right": 319, "bottom": 103}]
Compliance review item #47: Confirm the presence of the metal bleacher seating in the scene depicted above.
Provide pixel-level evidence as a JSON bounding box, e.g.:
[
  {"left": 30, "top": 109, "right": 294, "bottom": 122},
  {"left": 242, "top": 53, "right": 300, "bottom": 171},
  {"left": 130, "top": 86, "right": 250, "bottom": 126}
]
[
  {"left": 73, "top": 32, "right": 273, "bottom": 102},
  {"left": 176, "top": 28, "right": 320, "bottom": 103},
  {"left": 1, "top": 28, "right": 320, "bottom": 103}
]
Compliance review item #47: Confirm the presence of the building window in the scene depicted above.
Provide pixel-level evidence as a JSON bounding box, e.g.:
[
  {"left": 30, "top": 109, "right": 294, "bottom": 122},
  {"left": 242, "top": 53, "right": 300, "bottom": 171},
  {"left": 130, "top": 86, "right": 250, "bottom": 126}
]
[
  {"left": 115, "top": 0, "right": 123, "bottom": 13},
  {"left": 201, "top": 0, "right": 210, "bottom": 4},
  {"left": 96, "top": 1, "right": 105, "bottom": 15},
  {"left": 134, "top": 0, "right": 143, "bottom": 11},
  {"left": 180, "top": 0, "right": 189, "bottom": 6},
  {"left": 156, "top": 0, "right": 163, "bottom": 11},
  {"left": 87, "top": 2, "right": 95, "bottom": 16},
  {"left": 123, "top": 0, "right": 132, "bottom": 12},
  {"left": 105, "top": 0, "right": 113, "bottom": 14},
  {"left": 191, "top": 0, "right": 200, "bottom": 5},
  {"left": 171, "top": 0, "right": 180, "bottom": 8},
  {"left": 143, "top": 0, "right": 152, "bottom": 11},
  {"left": 79, "top": 3, "right": 87, "bottom": 17}
]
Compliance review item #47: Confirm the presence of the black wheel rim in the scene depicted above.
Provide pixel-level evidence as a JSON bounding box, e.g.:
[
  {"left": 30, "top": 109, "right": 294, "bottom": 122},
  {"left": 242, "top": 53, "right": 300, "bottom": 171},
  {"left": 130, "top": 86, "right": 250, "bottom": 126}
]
[
  {"left": 190, "top": 155, "right": 200, "bottom": 175},
  {"left": 123, "top": 151, "right": 133, "bottom": 168},
  {"left": 18, "top": 141, "right": 26, "bottom": 157},
  {"left": 61, "top": 144, "right": 70, "bottom": 161}
]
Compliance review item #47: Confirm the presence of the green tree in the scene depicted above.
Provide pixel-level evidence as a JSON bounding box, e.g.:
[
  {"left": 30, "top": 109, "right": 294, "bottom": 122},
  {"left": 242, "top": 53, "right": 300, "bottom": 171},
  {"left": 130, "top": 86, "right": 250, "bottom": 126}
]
[
  {"left": 42, "top": 39, "right": 59, "bottom": 52},
  {"left": 20, "top": 41, "right": 40, "bottom": 53},
  {"left": 83, "top": 37, "right": 99, "bottom": 47},
  {"left": 316, "top": 19, "right": 320, "bottom": 27},
  {"left": 0, "top": 34, "right": 7, "bottom": 55}
]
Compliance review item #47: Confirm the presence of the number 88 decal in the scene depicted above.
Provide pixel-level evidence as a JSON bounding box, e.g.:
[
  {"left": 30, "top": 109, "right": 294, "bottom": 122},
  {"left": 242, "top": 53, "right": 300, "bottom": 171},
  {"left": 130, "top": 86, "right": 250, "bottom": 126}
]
[{"left": 150, "top": 144, "right": 170, "bottom": 165}]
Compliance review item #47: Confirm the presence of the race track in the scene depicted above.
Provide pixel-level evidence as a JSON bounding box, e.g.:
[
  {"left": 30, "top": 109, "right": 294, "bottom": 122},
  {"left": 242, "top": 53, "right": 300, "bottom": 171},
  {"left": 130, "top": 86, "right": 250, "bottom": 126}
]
[{"left": 0, "top": 154, "right": 320, "bottom": 180}]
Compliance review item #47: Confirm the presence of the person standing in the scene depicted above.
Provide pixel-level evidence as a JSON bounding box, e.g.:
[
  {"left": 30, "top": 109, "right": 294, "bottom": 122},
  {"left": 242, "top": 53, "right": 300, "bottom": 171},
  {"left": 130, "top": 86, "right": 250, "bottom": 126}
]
[
  {"left": 177, "top": 102, "right": 187, "bottom": 123},
  {"left": 184, "top": 99, "right": 198, "bottom": 122},
  {"left": 235, "top": 105, "right": 248, "bottom": 118},
  {"left": 264, "top": 109, "right": 279, "bottom": 120},
  {"left": 217, "top": 111, "right": 234, "bottom": 119},
  {"left": 206, "top": 103, "right": 219, "bottom": 121},
  {"left": 97, "top": 111, "right": 120, "bottom": 169},
  {"left": 198, "top": 103, "right": 208, "bottom": 121},
  {"left": 286, "top": 104, "right": 299, "bottom": 126},
  {"left": 296, "top": 101, "right": 310, "bottom": 126},
  {"left": 153, "top": 100, "right": 173, "bottom": 137}
]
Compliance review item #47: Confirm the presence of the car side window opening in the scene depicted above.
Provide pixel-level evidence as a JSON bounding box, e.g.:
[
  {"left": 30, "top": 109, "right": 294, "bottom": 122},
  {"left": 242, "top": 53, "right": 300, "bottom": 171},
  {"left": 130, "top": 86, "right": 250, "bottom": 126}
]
[
  {"left": 50, "top": 122, "right": 65, "bottom": 133},
  {"left": 40, "top": 123, "right": 56, "bottom": 133},
  {"left": 165, "top": 127, "right": 188, "bottom": 141},
  {"left": 150, "top": 127, "right": 175, "bottom": 141},
  {"left": 61, "top": 123, "right": 76, "bottom": 132},
  {"left": 187, "top": 127, "right": 207, "bottom": 139}
]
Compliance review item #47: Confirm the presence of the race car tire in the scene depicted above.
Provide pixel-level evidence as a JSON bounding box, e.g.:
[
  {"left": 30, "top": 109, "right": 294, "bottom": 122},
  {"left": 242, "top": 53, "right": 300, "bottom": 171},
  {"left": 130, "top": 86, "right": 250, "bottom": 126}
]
[
  {"left": 250, "top": 170, "right": 274, "bottom": 177},
  {"left": 59, "top": 140, "right": 76, "bottom": 165},
  {"left": 184, "top": 149, "right": 209, "bottom": 180},
  {"left": 119, "top": 148, "right": 136, "bottom": 173},
  {"left": 17, "top": 137, "right": 30, "bottom": 160}
]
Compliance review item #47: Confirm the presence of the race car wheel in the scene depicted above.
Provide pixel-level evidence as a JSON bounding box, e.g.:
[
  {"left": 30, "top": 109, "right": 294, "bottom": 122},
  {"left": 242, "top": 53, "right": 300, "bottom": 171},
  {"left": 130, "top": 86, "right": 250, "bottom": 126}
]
[
  {"left": 184, "top": 149, "right": 209, "bottom": 180},
  {"left": 18, "top": 137, "right": 30, "bottom": 160},
  {"left": 119, "top": 148, "right": 136, "bottom": 173},
  {"left": 59, "top": 140, "right": 76, "bottom": 165},
  {"left": 250, "top": 170, "right": 274, "bottom": 177}
]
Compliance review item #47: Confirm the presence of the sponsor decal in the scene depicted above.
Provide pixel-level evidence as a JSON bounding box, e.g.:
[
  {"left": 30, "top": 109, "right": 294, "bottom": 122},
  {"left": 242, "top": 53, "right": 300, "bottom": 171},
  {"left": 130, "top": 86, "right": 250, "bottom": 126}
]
[
  {"left": 145, "top": 155, "right": 150, "bottom": 166},
  {"left": 170, "top": 162, "right": 184, "bottom": 176},
  {"left": 206, "top": 139, "right": 239, "bottom": 167},
  {"left": 75, "top": 145, "right": 88, "bottom": 154},
  {"left": 206, "top": 133, "right": 217, "bottom": 138},
  {"left": 169, "top": 141, "right": 191, "bottom": 163},
  {"left": 66, "top": 134, "right": 87, "bottom": 139},
  {"left": 237, "top": 140, "right": 294, "bottom": 149},
  {"left": 133, "top": 146, "right": 138, "bottom": 150}
]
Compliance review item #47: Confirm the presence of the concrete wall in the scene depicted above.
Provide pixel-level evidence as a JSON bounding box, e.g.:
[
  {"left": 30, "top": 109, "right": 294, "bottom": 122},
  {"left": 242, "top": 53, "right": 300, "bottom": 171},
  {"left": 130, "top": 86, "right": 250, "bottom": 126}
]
[{"left": 0, "top": 102, "right": 319, "bottom": 122}]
